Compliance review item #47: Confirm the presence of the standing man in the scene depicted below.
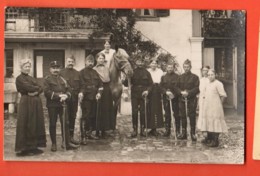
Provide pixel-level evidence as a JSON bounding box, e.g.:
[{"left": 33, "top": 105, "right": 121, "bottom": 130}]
[
  {"left": 60, "top": 56, "right": 80, "bottom": 144},
  {"left": 176, "top": 59, "right": 200, "bottom": 141},
  {"left": 44, "top": 61, "right": 79, "bottom": 152},
  {"left": 160, "top": 63, "right": 180, "bottom": 137},
  {"left": 78, "top": 55, "right": 103, "bottom": 145},
  {"left": 124, "top": 56, "right": 153, "bottom": 138}
]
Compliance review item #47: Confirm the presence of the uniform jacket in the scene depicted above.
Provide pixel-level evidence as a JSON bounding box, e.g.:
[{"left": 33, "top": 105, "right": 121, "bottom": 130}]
[
  {"left": 43, "top": 74, "right": 71, "bottom": 107},
  {"left": 176, "top": 71, "right": 200, "bottom": 99},
  {"left": 124, "top": 67, "right": 153, "bottom": 98},
  {"left": 160, "top": 72, "right": 179, "bottom": 97},
  {"left": 79, "top": 67, "right": 103, "bottom": 100},
  {"left": 60, "top": 68, "right": 80, "bottom": 98}
]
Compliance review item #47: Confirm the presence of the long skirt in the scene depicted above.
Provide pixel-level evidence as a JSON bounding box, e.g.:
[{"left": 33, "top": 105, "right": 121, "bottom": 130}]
[
  {"left": 15, "top": 95, "right": 46, "bottom": 152},
  {"left": 96, "top": 83, "right": 114, "bottom": 131},
  {"left": 147, "top": 84, "right": 164, "bottom": 129}
]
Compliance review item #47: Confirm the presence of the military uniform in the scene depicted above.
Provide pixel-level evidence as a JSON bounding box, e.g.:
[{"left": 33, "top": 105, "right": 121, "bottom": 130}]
[
  {"left": 176, "top": 71, "right": 199, "bottom": 141},
  {"left": 43, "top": 63, "right": 73, "bottom": 151},
  {"left": 60, "top": 68, "right": 80, "bottom": 139},
  {"left": 160, "top": 71, "right": 180, "bottom": 137},
  {"left": 125, "top": 65, "right": 153, "bottom": 137},
  {"left": 79, "top": 67, "right": 103, "bottom": 142}
]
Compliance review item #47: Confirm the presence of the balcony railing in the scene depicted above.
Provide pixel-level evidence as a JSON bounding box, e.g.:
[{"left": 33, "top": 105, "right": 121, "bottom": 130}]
[{"left": 5, "top": 8, "right": 98, "bottom": 32}]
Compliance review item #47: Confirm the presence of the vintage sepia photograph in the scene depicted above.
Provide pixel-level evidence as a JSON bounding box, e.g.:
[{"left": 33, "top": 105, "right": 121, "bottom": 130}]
[{"left": 3, "top": 7, "right": 245, "bottom": 163}]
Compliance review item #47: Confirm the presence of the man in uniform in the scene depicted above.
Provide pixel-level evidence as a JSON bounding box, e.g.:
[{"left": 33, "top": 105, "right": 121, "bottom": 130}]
[
  {"left": 78, "top": 55, "right": 103, "bottom": 145},
  {"left": 60, "top": 56, "right": 80, "bottom": 144},
  {"left": 176, "top": 59, "right": 199, "bottom": 141},
  {"left": 160, "top": 62, "right": 180, "bottom": 137},
  {"left": 44, "top": 61, "right": 79, "bottom": 152},
  {"left": 124, "top": 55, "right": 153, "bottom": 138}
]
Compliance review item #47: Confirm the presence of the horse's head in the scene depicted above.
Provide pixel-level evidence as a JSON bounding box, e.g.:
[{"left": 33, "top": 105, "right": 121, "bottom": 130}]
[{"left": 113, "top": 48, "right": 133, "bottom": 77}]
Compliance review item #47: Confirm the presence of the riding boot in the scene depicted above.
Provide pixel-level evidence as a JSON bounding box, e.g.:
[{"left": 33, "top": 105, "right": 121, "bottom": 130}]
[
  {"left": 140, "top": 125, "right": 146, "bottom": 137},
  {"left": 131, "top": 126, "right": 138, "bottom": 138},
  {"left": 190, "top": 127, "right": 197, "bottom": 142},
  {"left": 80, "top": 120, "right": 87, "bottom": 145},
  {"left": 176, "top": 123, "right": 181, "bottom": 137}
]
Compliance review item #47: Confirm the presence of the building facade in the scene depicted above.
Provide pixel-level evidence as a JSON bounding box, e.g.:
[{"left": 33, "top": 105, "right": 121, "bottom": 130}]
[{"left": 4, "top": 8, "right": 244, "bottom": 113}]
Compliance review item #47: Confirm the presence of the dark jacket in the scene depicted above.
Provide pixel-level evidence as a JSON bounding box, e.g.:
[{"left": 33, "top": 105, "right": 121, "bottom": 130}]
[
  {"left": 176, "top": 71, "right": 200, "bottom": 99},
  {"left": 43, "top": 74, "right": 71, "bottom": 108},
  {"left": 124, "top": 67, "right": 153, "bottom": 98},
  {"left": 79, "top": 67, "right": 103, "bottom": 100},
  {"left": 60, "top": 68, "right": 80, "bottom": 95},
  {"left": 160, "top": 72, "right": 179, "bottom": 96}
]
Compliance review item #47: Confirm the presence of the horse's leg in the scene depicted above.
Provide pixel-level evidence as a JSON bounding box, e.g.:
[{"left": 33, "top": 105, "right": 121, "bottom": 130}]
[{"left": 111, "top": 84, "right": 122, "bottom": 132}]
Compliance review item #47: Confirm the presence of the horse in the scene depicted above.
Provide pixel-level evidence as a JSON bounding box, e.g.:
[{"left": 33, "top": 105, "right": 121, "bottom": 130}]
[{"left": 108, "top": 48, "right": 133, "bottom": 130}]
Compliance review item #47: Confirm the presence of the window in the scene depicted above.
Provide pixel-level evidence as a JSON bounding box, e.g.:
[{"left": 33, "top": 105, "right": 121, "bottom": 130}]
[
  {"left": 5, "top": 49, "right": 14, "bottom": 78},
  {"left": 135, "top": 9, "right": 170, "bottom": 21}
]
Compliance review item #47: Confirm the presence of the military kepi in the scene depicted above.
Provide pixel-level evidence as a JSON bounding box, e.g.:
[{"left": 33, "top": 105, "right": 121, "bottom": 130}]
[{"left": 50, "top": 61, "right": 61, "bottom": 68}]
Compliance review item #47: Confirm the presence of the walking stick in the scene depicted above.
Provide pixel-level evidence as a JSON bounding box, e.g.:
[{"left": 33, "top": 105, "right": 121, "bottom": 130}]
[
  {"left": 144, "top": 95, "right": 148, "bottom": 138},
  {"left": 96, "top": 97, "right": 100, "bottom": 135},
  {"left": 169, "top": 99, "right": 177, "bottom": 140},
  {"left": 184, "top": 97, "right": 190, "bottom": 140},
  {"left": 62, "top": 101, "right": 67, "bottom": 151}
]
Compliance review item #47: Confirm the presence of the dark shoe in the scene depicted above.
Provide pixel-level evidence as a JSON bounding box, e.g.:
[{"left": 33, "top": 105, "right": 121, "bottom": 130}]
[
  {"left": 163, "top": 129, "right": 171, "bottom": 137},
  {"left": 51, "top": 144, "right": 57, "bottom": 152},
  {"left": 96, "top": 131, "right": 100, "bottom": 137},
  {"left": 70, "top": 137, "right": 80, "bottom": 145},
  {"left": 140, "top": 127, "right": 146, "bottom": 137},
  {"left": 206, "top": 140, "right": 219, "bottom": 147},
  {"left": 148, "top": 129, "right": 158, "bottom": 136},
  {"left": 131, "top": 130, "right": 137, "bottom": 138},
  {"left": 101, "top": 131, "right": 108, "bottom": 138},
  {"left": 86, "top": 134, "right": 99, "bottom": 140},
  {"left": 81, "top": 138, "right": 87, "bottom": 145},
  {"left": 191, "top": 133, "right": 197, "bottom": 142},
  {"left": 62, "top": 142, "right": 80, "bottom": 150},
  {"left": 177, "top": 132, "right": 187, "bottom": 140},
  {"left": 201, "top": 138, "right": 211, "bottom": 144},
  {"left": 16, "top": 150, "right": 34, "bottom": 157},
  {"left": 31, "top": 148, "right": 44, "bottom": 155}
]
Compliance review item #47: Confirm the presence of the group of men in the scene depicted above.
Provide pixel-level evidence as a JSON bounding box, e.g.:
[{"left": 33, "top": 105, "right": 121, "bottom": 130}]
[
  {"left": 126, "top": 56, "right": 199, "bottom": 141},
  {"left": 44, "top": 55, "right": 103, "bottom": 152},
  {"left": 43, "top": 49, "right": 200, "bottom": 152}
]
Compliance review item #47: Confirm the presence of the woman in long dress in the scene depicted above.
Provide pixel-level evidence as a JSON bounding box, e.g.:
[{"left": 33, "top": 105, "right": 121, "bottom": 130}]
[
  {"left": 197, "top": 69, "right": 228, "bottom": 147},
  {"left": 147, "top": 59, "right": 164, "bottom": 136},
  {"left": 93, "top": 53, "right": 114, "bottom": 137},
  {"left": 15, "top": 59, "right": 46, "bottom": 156},
  {"left": 197, "top": 66, "right": 210, "bottom": 143}
]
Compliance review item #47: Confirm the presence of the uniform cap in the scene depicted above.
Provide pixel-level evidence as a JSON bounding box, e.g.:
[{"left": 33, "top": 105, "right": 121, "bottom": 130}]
[
  {"left": 183, "top": 59, "right": 191, "bottom": 66},
  {"left": 49, "top": 61, "right": 61, "bottom": 68}
]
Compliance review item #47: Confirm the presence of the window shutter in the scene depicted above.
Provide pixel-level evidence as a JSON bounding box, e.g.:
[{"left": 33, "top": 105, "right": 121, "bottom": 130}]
[{"left": 156, "top": 10, "right": 170, "bottom": 17}]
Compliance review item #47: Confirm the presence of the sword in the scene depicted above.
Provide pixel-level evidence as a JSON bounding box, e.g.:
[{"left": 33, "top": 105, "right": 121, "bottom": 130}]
[
  {"left": 62, "top": 101, "right": 67, "bottom": 151},
  {"left": 96, "top": 98, "right": 100, "bottom": 134},
  {"left": 184, "top": 97, "right": 190, "bottom": 140},
  {"left": 144, "top": 95, "right": 148, "bottom": 138},
  {"left": 169, "top": 99, "right": 177, "bottom": 141}
]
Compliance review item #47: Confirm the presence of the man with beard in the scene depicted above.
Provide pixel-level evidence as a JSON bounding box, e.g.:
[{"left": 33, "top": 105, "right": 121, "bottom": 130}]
[
  {"left": 60, "top": 56, "right": 80, "bottom": 144},
  {"left": 176, "top": 59, "right": 199, "bottom": 142}
]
